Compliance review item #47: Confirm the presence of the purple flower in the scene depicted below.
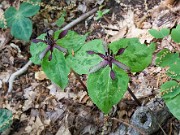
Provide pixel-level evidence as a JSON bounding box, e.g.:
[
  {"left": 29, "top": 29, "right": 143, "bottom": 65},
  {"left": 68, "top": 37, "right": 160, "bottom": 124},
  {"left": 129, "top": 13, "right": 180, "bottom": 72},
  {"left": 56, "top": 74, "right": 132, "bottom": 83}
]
[
  {"left": 32, "top": 30, "right": 68, "bottom": 61},
  {"left": 87, "top": 44, "right": 129, "bottom": 80}
]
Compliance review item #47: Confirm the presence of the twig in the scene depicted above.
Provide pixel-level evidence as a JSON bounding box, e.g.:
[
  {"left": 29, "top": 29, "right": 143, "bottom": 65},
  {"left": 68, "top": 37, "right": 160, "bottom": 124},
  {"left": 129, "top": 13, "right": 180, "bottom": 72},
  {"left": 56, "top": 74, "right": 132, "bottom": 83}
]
[
  {"left": 71, "top": 69, "right": 87, "bottom": 91},
  {"left": 7, "top": 60, "right": 33, "bottom": 94},
  {"left": 111, "top": 117, "right": 146, "bottom": 135},
  {"left": 61, "top": 7, "right": 98, "bottom": 30},
  {"left": 127, "top": 87, "right": 141, "bottom": 106},
  {"left": 7, "top": 7, "right": 99, "bottom": 94}
]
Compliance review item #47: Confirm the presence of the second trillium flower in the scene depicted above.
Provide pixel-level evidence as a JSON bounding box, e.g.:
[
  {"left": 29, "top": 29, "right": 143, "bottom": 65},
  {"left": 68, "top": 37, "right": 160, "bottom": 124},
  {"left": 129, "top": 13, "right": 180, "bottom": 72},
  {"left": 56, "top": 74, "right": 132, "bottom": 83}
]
[
  {"left": 87, "top": 44, "right": 130, "bottom": 80},
  {"left": 32, "top": 30, "right": 68, "bottom": 61}
]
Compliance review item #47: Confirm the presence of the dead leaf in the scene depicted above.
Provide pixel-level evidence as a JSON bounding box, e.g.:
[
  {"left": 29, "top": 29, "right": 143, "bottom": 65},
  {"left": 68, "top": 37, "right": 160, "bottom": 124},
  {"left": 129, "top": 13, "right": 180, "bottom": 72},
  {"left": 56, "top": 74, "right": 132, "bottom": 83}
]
[
  {"left": 56, "top": 124, "right": 71, "bottom": 135},
  {"left": 35, "top": 71, "right": 47, "bottom": 81},
  {"left": 107, "top": 27, "right": 128, "bottom": 42}
]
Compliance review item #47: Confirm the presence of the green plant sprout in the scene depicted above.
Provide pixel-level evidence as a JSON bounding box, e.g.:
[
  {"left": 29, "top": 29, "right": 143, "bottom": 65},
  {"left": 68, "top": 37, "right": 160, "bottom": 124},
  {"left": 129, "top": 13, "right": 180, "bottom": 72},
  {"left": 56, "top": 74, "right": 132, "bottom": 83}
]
[
  {"left": 149, "top": 25, "right": 180, "bottom": 120},
  {"left": 94, "top": 9, "right": 110, "bottom": 20},
  {"left": 0, "top": 0, "right": 41, "bottom": 41}
]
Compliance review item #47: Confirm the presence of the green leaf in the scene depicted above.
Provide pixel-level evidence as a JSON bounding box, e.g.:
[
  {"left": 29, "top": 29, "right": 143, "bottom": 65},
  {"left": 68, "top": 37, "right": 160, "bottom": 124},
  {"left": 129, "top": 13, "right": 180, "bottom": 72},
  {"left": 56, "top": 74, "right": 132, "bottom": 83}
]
[
  {"left": 87, "top": 66, "right": 129, "bottom": 114},
  {"left": 161, "top": 81, "right": 180, "bottom": 120},
  {"left": 155, "top": 49, "right": 179, "bottom": 67},
  {"left": 11, "top": 17, "right": 32, "bottom": 41},
  {"left": 109, "top": 38, "right": 155, "bottom": 72},
  {"left": 66, "top": 39, "right": 104, "bottom": 75},
  {"left": 149, "top": 28, "right": 170, "bottom": 39},
  {"left": 30, "top": 34, "right": 47, "bottom": 65},
  {"left": 167, "top": 58, "right": 180, "bottom": 80},
  {"left": 164, "top": 94, "right": 180, "bottom": 120},
  {"left": 4, "top": 7, "right": 17, "bottom": 27},
  {"left": 171, "top": 25, "right": 180, "bottom": 43},
  {"left": 0, "top": 20, "right": 5, "bottom": 28},
  {"left": 161, "top": 81, "right": 180, "bottom": 99},
  {"left": 42, "top": 49, "right": 70, "bottom": 89},
  {"left": 56, "top": 30, "right": 86, "bottom": 53},
  {"left": 0, "top": 109, "right": 13, "bottom": 132},
  {"left": 56, "top": 15, "right": 65, "bottom": 27},
  {"left": 19, "top": 2, "right": 40, "bottom": 17}
]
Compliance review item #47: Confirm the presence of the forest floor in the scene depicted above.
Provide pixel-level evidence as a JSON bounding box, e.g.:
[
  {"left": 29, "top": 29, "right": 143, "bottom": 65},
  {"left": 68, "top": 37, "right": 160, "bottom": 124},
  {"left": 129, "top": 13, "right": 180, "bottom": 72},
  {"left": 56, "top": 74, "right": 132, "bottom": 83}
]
[{"left": 0, "top": 0, "right": 180, "bottom": 135}]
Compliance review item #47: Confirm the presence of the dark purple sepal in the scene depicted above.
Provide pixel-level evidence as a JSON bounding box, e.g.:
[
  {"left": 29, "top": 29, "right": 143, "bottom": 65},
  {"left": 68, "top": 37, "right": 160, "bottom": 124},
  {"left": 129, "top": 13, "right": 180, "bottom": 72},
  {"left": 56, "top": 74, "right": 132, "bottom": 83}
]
[
  {"left": 110, "top": 70, "right": 115, "bottom": 80},
  {"left": 116, "top": 48, "right": 126, "bottom": 56},
  {"left": 39, "top": 46, "right": 51, "bottom": 60},
  {"left": 96, "top": 53, "right": 106, "bottom": 59},
  {"left": 89, "top": 60, "right": 108, "bottom": 73},
  {"left": 54, "top": 44, "right": 67, "bottom": 53},
  {"left": 112, "top": 59, "right": 130, "bottom": 71},
  {"left": 58, "top": 30, "right": 68, "bottom": 39},
  {"left": 32, "top": 39, "right": 46, "bottom": 43},
  {"left": 87, "top": 50, "right": 96, "bottom": 55}
]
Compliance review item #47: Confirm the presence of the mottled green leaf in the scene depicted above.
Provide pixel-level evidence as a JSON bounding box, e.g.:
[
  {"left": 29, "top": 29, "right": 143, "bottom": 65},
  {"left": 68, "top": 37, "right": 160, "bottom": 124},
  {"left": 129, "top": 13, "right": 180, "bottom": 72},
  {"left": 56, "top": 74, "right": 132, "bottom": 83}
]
[
  {"left": 19, "top": 2, "right": 40, "bottom": 17},
  {"left": 42, "top": 49, "right": 70, "bottom": 89},
  {"left": 87, "top": 66, "right": 129, "bottom": 113},
  {"left": 167, "top": 59, "right": 180, "bottom": 80},
  {"left": 66, "top": 39, "right": 104, "bottom": 75},
  {"left": 161, "top": 81, "right": 180, "bottom": 99},
  {"left": 30, "top": 34, "right": 47, "bottom": 65},
  {"left": 4, "top": 7, "right": 17, "bottom": 27},
  {"left": 0, "top": 20, "right": 5, "bottom": 28},
  {"left": 155, "top": 49, "right": 179, "bottom": 67},
  {"left": 161, "top": 81, "right": 180, "bottom": 120},
  {"left": 149, "top": 28, "right": 170, "bottom": 39},
  {"left": 164, "top": 94, "right": 180, "bottom": 120},
  {"left": 56, "top": 30, "right": 86, "bottom": 53},
  {"left": 171, "top": 25, "right": 180, "bottom": 43},
  {"left": 11, "top": 17, "right": 32, "bottom": 41},
  {"left": 109, "top": 38, "right": 155, "bottom": 72},
  {"left": 0, "top": 109, "right": 13, "bottom": 132}
]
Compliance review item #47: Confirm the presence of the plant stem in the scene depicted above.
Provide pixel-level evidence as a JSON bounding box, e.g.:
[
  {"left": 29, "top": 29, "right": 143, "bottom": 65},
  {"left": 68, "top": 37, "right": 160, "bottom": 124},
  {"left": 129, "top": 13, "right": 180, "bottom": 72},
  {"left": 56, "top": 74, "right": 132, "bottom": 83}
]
[
  {"left": 127, "top": 87, "right": 141, "bottom": 106},
  {"left": 71, "top": 70, "right": 88, "bottom": 91}
]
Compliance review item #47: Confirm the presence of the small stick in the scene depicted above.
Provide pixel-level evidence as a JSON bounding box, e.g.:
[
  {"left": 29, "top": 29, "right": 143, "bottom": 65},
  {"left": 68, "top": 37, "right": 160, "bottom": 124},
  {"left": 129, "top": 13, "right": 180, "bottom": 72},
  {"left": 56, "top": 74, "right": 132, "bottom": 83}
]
[
  {"left": 7, "top": 60, "right": 32, "bottom": 94},
  {"left": 7, "top": 7, "right": 99, "bottom": 94},
  {"left": 127, "top": 87, "right": 141, "bottom": 106},
  {"left": 62, "top": 7, "right": 98, "bottom": 30},
  {"left": 71, "top": 69, "right": 87, "bottom": 91}
]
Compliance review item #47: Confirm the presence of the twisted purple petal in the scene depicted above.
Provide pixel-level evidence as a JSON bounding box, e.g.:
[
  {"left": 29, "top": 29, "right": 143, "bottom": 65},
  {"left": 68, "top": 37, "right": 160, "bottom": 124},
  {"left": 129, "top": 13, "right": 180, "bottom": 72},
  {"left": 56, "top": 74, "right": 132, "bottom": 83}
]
[
  {"left": 89, "top": 60, "right": 108, "bottom": 73},
  {"left": 110, "top": 69, "right": 115, "bottom": 80},
  {"left": 54, "top": 44, "right": 67, "bottom": 53},
  {"left": 32, "top": 39, "right": 46, "bottom": 43},
  {"left": 112, "top": 59, "right": 130, "bottom": 71},
  {"left": 39, "top": 46, "right": 51, "bottom": 60},
  {"left": 58, "top": 30, "right": 68, "bottom": 39}
]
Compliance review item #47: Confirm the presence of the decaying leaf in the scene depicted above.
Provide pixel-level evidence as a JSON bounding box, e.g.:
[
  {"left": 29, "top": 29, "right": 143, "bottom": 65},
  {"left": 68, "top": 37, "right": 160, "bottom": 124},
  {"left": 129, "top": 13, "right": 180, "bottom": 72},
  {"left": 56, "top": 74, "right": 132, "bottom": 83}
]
[{"left": 35, "top": 71, "right": 47, "bottom": 81}]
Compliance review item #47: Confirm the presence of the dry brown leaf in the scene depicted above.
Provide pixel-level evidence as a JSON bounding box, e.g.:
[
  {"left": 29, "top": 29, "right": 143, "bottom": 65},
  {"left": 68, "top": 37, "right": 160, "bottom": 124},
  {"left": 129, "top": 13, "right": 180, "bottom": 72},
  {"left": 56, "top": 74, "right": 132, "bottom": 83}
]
[
  {"left": 23, "top": 87, "right": 37, "bottom": 111},
  {"left": 56, "top": 124, "right": 71, "bottom": 135},
  {"left": 35, "top": 71, "right": 47, "bottom": 81},
  {"left": 107, "top": 27, "right": 128, "bottom": 42},
  {"left": 25, "top": 116, "right": 44, "bottom": 135}
]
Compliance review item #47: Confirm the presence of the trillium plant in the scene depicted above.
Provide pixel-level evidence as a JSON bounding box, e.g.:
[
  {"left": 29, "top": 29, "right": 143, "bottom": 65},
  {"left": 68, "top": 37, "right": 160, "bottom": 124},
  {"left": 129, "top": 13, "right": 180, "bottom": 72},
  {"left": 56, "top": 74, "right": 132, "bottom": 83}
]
[
  {"left": 32, "top": 30, "right": 68, "bottom": 61},
  {"left": 30, "top": 30, "right": 155, "bottom": 114},
  {"left": 86, "top": 45, "right": 130, "bottom": 80}
]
